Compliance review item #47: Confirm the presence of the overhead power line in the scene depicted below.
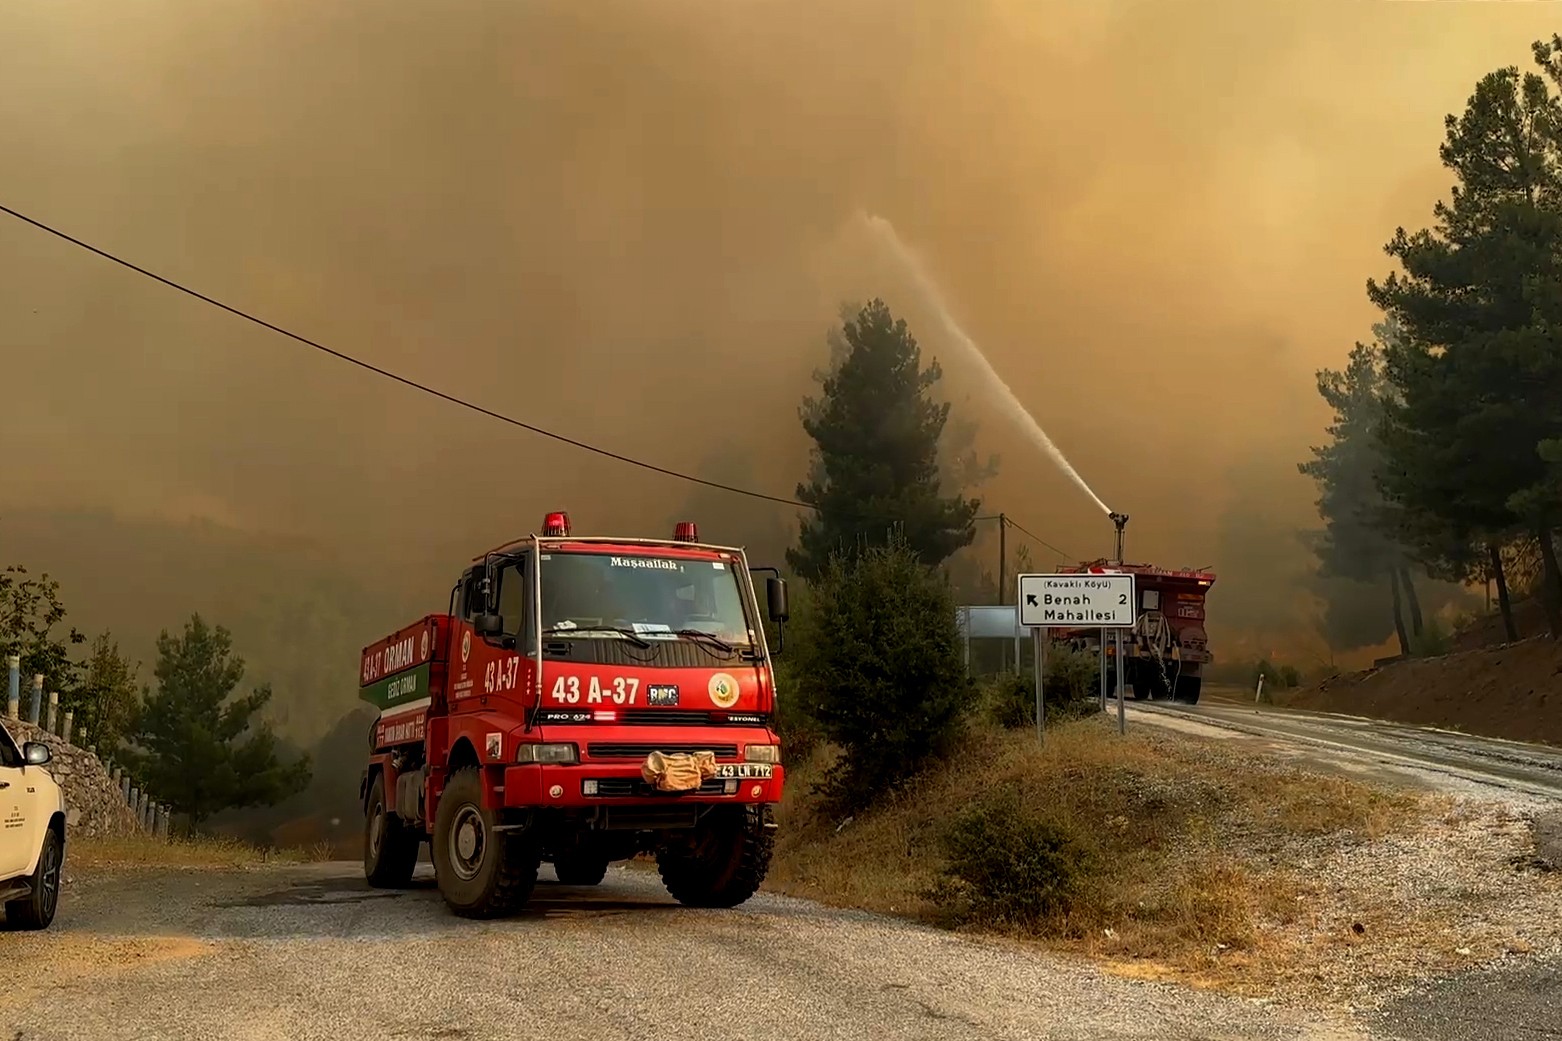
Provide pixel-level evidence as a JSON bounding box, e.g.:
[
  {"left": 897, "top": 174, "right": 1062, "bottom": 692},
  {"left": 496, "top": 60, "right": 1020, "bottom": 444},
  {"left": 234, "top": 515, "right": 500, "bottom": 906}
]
[
  {"left": 1003, "top": 516, "right": 1070, "bottom": 560},
  {"left": 0, "top": 200, "right": 1069, "bottom": 557},
  {"left": 0, "top": 202, "right": 809, "bottom": 508}
]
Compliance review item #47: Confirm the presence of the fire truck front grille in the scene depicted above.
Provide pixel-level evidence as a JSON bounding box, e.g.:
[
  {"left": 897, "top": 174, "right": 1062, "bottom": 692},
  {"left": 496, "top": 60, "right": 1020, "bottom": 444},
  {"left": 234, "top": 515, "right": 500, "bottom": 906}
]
[
  {"left": 588, "top": 778, "right": 727, "bottom": 798},
  {"left": 546, "top": 640, "right": 741, "bottom": 669},
  {"left": 588, "top": 743, "right": 739, "bottom": 760},
  {"left": 618, "top": 709, "right": 767, "bottom": 726}
]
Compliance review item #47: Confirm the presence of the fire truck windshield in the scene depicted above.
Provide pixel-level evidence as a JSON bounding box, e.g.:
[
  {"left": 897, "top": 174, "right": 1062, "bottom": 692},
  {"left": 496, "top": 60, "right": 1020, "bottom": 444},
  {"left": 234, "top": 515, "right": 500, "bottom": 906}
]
[{"left": 539, "top": 551, "right": 753, "bottom": 646}]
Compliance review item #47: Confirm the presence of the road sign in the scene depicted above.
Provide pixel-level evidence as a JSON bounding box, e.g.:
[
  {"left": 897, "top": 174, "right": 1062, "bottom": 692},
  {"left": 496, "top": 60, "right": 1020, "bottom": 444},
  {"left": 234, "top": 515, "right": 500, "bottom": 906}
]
[{"left": 1017, "top": 572, "right": 1137, "bottom": 628}]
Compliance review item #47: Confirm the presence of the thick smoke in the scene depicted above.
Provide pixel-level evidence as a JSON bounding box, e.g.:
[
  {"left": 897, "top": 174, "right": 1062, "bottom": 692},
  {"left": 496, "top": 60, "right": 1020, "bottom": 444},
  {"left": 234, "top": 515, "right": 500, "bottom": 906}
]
[{"left": 1, "top": 0, "right": 1554, "bottom": 677}]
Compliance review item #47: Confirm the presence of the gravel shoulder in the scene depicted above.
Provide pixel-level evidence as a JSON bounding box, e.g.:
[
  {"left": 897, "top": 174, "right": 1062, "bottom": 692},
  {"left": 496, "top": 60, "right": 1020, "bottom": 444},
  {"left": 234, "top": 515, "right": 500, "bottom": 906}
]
[
  {"left": 2, "top": 860, "right": 1365, "bottom": 1041},
  {"left": 1129, "top": 701, "right": 1562, "bottom": 1037}
]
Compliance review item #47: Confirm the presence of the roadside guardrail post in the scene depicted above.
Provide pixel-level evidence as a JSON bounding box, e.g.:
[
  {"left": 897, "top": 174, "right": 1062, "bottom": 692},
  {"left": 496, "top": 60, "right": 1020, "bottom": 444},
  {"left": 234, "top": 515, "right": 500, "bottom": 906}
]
[{"left": 5, "top": 655, "right": 18, "bottom": 720}]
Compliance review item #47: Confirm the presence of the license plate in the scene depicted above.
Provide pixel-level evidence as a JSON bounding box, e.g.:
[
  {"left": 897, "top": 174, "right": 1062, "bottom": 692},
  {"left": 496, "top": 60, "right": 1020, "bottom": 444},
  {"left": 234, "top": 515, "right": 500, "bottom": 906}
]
[
  {"left": 714, "top": 763, "right": 774, "bottom": 779},
  {"left": 647, "top": 684, "right": 679, "bottom": 707}
]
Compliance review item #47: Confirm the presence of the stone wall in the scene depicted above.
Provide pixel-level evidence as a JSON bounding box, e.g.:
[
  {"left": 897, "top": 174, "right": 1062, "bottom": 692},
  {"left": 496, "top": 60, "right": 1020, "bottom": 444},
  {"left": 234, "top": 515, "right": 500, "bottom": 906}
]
[{"left": 7, "top": 719, "right": 146, "bottom": 839}]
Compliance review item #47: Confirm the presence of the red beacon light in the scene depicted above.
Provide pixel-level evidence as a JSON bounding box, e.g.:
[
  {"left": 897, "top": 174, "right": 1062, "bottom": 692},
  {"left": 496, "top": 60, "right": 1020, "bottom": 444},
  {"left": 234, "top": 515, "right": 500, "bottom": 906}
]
[
  {"left": 542, "top": 511, "right": 571, "bottom": 537},
  {"left": 673, "top": 521, "right": 698, "bottom": 542}
]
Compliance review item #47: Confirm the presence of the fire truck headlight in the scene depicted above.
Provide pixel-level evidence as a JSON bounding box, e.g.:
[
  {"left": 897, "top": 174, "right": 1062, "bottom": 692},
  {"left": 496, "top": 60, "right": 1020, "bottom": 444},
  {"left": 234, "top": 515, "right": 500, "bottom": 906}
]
[
  {"left": 744, "top": 744, "right": 780, "bottom": 764},
  {"left": 515, "top": 743, "right": 578, "bottom": 765}
]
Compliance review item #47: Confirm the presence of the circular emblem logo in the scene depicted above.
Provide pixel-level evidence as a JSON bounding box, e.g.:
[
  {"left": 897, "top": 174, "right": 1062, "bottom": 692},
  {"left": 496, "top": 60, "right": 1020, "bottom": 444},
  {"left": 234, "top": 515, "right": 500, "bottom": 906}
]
[
  {"left": 461, "top": 630, "right": 472, "bottom": 664},
  {"left": 421, "top": 630, "right": 430, "bottom": 660},
  {"left": 708, "top": 672, "right": 739, "bottom": 709}
]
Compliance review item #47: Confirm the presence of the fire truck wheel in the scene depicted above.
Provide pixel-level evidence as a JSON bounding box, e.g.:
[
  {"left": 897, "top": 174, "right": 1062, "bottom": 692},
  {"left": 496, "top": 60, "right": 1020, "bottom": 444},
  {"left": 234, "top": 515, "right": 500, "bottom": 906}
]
[
  {"left": 552, "top": 853, "right": 609, "bottom": 886},
  {"left": 656, "top": 805, "right": 774, "bottom": 909},
  {"left": 1174, "top": 676, "right": 1202, "bottom": 705},
  {"left": 431, "top": 767, "right": 539, "bottom": 918},
  {"left": 363, "top": 773, "right": 419, "bottom": 888}
]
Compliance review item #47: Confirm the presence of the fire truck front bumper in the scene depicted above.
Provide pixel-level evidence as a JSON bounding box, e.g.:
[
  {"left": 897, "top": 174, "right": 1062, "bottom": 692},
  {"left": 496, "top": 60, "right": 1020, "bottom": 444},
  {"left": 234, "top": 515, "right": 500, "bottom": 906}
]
[{"left": 503, "top": 762, "right": 785, "bottom": 809}]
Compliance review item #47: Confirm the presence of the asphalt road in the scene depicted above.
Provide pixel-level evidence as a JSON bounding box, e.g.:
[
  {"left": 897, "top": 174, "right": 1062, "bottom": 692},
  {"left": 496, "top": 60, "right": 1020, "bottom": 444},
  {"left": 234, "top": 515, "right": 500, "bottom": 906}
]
[
  {"left": 6, "top": 703, "right": 1560, "bottom": 1041},
  {"left": 1130, "top": 698, "right": 1562, "bottom": 801},
  {"left": 2, "top": 861, "right": 1364, "bottom": 1041}
]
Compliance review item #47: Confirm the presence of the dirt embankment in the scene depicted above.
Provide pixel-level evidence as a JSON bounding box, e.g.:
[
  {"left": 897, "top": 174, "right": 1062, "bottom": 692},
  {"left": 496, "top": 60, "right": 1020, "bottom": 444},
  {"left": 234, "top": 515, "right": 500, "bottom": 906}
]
[{"left": 1281, "top": 637, "right": 1562, "bottom": 747}]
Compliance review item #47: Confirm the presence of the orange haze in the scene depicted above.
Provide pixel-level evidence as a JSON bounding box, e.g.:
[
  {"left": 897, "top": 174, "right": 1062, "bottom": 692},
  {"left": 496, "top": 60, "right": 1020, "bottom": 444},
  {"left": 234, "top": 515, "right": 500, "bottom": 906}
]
[{"left": 0, "top": 0, "right": 1551, "bottom": 674}]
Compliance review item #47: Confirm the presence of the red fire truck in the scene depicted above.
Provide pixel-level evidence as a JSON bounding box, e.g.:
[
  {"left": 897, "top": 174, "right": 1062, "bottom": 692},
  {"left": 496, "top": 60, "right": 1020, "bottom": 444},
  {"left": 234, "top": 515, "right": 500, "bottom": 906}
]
[
  {"left": 357, "top": 512, "right": 789, "bottom": 918},
  {"left": 1049, "top": 559, "right": 1216, "bottom": 704}
]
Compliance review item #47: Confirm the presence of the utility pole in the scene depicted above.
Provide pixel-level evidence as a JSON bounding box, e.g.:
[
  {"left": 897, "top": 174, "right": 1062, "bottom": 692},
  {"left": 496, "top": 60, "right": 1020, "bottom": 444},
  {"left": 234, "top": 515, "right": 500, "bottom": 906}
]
[
  {"left": 997, "top": 513, "right": 1008, "bottom": 672},
  {"left": 997, "top": 513, "right": 1007, "bottom": 605}
]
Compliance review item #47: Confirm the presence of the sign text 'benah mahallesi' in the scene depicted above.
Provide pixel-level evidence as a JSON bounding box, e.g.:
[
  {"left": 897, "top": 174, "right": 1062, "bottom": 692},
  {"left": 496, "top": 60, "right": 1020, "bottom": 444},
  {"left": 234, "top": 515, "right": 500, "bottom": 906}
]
[{"left": 1016, "top": 572, "right": 1137, "bottom": 629}]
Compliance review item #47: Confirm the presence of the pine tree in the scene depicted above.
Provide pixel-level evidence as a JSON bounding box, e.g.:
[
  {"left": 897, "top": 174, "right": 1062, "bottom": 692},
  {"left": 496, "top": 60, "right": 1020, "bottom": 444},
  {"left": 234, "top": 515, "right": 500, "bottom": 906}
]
[
  {"left": 1369, "top": 39, "right": 1562, "bottom": 639},
  {"left": 793, "top": 534, "right": 970, "bottom": 809},
  {"left": 1298, "top": 329, "right": 1427, "bottom": 655},
  {"left": 126, "top": 614, "right": 311, "bottom": 828},
  {"left": 788, "top": 299, "right": 980, "bottom": 580}
]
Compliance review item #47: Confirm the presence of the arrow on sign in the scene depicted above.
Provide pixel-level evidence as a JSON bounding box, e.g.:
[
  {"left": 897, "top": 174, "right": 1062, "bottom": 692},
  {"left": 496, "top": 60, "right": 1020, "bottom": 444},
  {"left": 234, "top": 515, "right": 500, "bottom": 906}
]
[{"left": 1025, "top": 593, "right": 1038, "bottom": 606}]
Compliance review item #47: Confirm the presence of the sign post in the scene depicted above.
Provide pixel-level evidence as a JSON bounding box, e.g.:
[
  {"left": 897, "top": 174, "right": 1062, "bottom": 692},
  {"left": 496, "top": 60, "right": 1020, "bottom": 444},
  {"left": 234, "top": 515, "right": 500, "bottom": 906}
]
[
  {"left": 1032, "top": 626, "right": 1045, "bottom": 742},
  {"left": 1115, "top": 628, "right": 1126, "bottom": 735},
  {"left": 1018, "top": 570, "right": 1137, "bottom": 739},
  {"left": 1098, "top": 628, "right": 1107, "bottom": 712}
]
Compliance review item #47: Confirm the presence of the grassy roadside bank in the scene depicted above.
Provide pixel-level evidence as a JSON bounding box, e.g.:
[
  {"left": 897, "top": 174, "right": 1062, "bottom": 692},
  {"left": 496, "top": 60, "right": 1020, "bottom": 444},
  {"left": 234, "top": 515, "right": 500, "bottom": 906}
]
[
  {"left": 67, "top": 833, "right": 334, "bottom": 871},
  {"left": 766, "top": 717, "right": 1560, "bottom": 1001}
]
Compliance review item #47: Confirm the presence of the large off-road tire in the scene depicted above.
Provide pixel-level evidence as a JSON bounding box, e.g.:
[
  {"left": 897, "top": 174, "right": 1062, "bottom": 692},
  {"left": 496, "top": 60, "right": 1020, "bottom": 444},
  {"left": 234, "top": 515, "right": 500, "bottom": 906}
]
[
  {"left": 431, "top": 767, "right": 539, "bottom": 918},
  {"left": 657, "top": 805, "right": 773, "bottom": 909},
  {"left": 552, "top": 853, "right": 609, "bottom": 887},
  {"left": 1175, "top": 675, "right": 1202, "bottom": 705},
  {"left": 5, "top": 825, "right": 62, "bottom": 930},
  {"left": 363, "top": 772, "right": 420, "bottom": 888}
]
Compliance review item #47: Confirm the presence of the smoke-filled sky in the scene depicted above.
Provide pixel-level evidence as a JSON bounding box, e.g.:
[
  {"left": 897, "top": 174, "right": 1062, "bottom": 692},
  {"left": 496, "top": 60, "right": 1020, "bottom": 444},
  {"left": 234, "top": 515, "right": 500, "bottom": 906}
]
[{"left": 1, "top": 0, "right": 1554, "bottom": 643}]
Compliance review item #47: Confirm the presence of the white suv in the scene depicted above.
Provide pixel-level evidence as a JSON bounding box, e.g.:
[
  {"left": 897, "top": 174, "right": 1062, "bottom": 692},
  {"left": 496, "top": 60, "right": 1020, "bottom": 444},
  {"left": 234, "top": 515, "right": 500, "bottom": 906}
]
[{"left": 0, "top": 721, "right": 66, "bottom": 930}]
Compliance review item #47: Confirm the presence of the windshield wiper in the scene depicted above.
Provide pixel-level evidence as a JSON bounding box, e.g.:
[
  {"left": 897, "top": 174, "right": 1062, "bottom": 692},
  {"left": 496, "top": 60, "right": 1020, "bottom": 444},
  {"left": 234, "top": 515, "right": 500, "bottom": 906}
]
[
  {"left": 674, "top": 628, "right": 738, "bottom": 656},
  {"left": 543, "top": 625, "right": 652, "bottom": 649}
]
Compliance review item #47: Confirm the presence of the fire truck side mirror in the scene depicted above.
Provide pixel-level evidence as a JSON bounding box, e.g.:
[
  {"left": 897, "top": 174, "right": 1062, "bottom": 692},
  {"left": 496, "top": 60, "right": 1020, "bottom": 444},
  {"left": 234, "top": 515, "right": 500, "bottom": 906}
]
[
  {"left": 474, "top": 613, "right": 504, "bottom": 638},
  {"left": 766, "top": 578, "right": 790, "bottom": 623}
]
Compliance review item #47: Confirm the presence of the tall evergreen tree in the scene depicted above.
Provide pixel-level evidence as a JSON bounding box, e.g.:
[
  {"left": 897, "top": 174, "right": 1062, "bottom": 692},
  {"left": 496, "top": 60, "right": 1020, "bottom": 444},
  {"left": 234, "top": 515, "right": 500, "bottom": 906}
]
[
  {"left": 1298, "top": 329, "right": 1426, "bottom": 655},
  {"left": 1369, "top": 39, "right": 1562, "bottom": 638},
  {"left": 126, "top": 614, "right": 310, "bottom": 828},
  {"left": 788, "top": 299, "right": 980, "bottom": 580}
]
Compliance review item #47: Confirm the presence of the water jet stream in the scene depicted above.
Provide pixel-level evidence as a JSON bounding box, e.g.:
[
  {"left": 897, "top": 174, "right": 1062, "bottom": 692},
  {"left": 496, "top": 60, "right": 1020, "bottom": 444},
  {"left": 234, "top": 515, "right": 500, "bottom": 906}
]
[{"left": 858, "top": 212, "right": 1114, "bottom": 517}]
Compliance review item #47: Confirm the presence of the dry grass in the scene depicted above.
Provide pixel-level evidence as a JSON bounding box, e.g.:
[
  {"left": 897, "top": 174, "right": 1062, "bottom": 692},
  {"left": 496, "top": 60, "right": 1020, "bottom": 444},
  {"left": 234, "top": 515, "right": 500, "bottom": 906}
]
[
  {"left": 769, "top": 717, "right": 1431, "bottom": 994},
  {"left": 68, "top": 833, "right": 334, "bottom": 871}
]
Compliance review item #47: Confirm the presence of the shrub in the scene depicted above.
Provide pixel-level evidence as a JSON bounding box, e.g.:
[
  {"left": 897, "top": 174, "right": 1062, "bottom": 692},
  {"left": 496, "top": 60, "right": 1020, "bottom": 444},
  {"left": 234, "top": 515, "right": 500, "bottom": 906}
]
[
  {"left": 793, "top": 534, "right": 970, "bottom": 809},
  {"left": 1251, "top": 657, "right": 1301, "bottom": 690},
  {"left": 1409, "top": 616, "right": 1453, "bottom": 657},
  {"left": 773, "top": 656, "right": 825, "bottom": 763},
  {"left": 936, "top": 790, "right": 1091, "bottom": 927},
  {"left": 983, "top": 648, "right": 1102, "bottom": 730}
]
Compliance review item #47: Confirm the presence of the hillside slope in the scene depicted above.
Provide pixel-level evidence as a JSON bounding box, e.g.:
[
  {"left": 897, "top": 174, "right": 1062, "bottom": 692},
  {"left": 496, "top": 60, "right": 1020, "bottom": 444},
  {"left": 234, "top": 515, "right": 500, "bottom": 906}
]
[{"left": 1282, "top": 635, "right": 1562, "bottom": 746}]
